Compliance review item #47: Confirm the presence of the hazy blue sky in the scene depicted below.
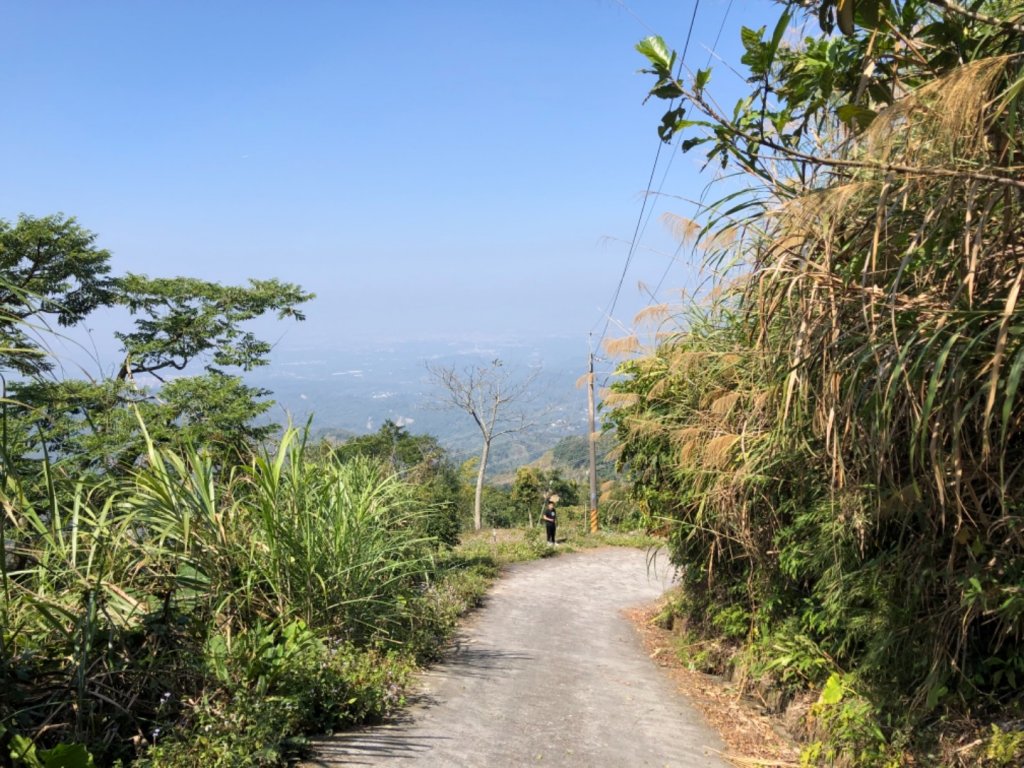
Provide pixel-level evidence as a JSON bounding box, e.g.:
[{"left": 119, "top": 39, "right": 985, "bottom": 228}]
[{"left": 2, "top": 0, "right": 776, "bottom": 360}]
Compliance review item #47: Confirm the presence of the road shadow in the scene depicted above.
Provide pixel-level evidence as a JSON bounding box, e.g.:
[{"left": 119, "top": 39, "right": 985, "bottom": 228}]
[
  {"left": 441, "top": 644, "right": 533, "bottom": 678},
  {"left": 304, "top": 729, "right": 451, "bottom": 766},
  {"left": 305, "top": 646, "right": 535, "bottom": 765}
]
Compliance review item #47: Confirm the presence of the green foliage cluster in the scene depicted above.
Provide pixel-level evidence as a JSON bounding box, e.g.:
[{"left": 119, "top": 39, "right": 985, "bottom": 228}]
[
  {"left": 506, "top": 466, "right": 579, "bottom": 528},
  {"left": 0, "top": 428, "right": 465, "bottom": 766},
  {"left": 550, "top": 433, "right": 617, "bottom": 481},
  {"left": 0, "top": 214, "right": 114, "bottom": 377},
  {"left": 612, "top": 1, "right": 1024, "bottom": 764},
  {"left": 137, "top": 622, "right": 414, "bottom": 767},
  {"left": 333, "top": 420, "right": 462, "bottom": 547},
  {"left": 0, "top": 213, "right": 313, "bottom": 491},
  {"left": 0, "top": 217, "right": 491, "bottom": 765},
  {"left": 982, "top": 724, "right": 1024, "bottom": 767},
  {"left": 475, "top": 483, "right": 521, "bottom": 528},
  {"left": 544, "top": 434, "right": 650, "bottom": 530}
]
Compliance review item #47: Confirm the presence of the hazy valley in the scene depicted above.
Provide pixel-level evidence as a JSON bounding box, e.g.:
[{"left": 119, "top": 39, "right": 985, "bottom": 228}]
[{"left": 246, "top": 335, "right": 595, "bottom": 476}]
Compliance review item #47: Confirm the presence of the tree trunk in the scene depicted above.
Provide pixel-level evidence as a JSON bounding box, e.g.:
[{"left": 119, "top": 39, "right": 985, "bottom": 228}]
[{"left": 474, "top": 438, "right": 491, "bottom": 530}]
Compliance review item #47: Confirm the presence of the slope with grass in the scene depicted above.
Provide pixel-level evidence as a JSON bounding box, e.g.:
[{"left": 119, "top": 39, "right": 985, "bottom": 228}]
[
  {"left": 1, "top": 428, "right": 470, "bottom": 766},
  {"left": 604, "top": 2, "right": 1024, "bottom": 765}
]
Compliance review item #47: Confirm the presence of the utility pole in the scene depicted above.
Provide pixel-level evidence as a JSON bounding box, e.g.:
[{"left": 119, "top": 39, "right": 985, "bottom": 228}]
[{"left": 587, "top": 337, "right": 599, "bottom": 533}]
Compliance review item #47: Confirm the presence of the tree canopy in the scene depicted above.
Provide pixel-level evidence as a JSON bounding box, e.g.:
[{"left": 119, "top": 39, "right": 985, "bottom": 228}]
[
  {"left": 114, "top": 274, "right": 310, "bottom": 380},
  {"left": 1, "top": 214, "right": 313, "bottom": 480},
  {"left": 0, "top": 214, "right": 114, "bottom": 375}
]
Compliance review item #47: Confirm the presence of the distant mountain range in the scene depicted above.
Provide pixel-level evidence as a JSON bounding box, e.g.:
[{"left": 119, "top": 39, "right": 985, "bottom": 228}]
[{"left": 246, "top": 335, "right": 597, "bottom": 476}]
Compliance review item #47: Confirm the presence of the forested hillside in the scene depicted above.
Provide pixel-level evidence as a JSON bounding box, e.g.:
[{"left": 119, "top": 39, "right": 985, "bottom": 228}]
[{"left": 606, "top": 1, "right": 1024, "bottom": 764}]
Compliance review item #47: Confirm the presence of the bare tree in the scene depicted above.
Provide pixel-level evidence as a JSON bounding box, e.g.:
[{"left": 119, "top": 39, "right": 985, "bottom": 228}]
[{"left": 427, "top": 358, "right": 538, "bottom": 531}]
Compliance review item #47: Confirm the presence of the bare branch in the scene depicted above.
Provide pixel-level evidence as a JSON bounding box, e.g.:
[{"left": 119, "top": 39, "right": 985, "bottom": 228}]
[
  {"left": 425, "top": 359, "right": 540, "bottom": 530},
  {"left": 688, "top": 90, "right": 1024, "bottom": 191},
  {"left": 927, "top": 0, "right": 1024, "bottom": 34}
]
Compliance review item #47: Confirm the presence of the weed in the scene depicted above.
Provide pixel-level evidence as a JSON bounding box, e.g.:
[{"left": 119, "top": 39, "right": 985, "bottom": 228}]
[{"left": 983, "top": 724, "right": 1024, "bottom": 767}]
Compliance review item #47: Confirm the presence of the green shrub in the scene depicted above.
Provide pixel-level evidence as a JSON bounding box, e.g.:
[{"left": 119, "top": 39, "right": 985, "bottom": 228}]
[
  {"left": 800, "top": 674, "right": 895, "bottom": 768},
  {"left": 1, "top": 428, "right": 441, "bottom": 766},
  {"left": 139, "top": 624, "right": 413, "bottom": 767},
  {"left": 983, "top": 724, "right": 1024, "bottom": 767}
]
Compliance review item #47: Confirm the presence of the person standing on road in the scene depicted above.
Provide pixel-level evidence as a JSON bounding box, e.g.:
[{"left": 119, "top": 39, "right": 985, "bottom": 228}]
[{"left": 542, "top": 499, "right": 557, "bottom": 545}]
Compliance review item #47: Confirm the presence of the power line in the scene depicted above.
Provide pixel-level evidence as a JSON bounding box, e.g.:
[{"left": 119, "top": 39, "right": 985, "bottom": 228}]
[
  {"left": 592, "top": 139, "right": 666, "bottom": 342},
  {"left": 650, "top": 0, "right": 734, "bottom": 301},
  {"left": 628, "top": 0, "right": 705, "bottom": 276},
  {"left": 593, "top": 0, "right": 703, "bottom": 351},
  {"left": 595, "top": 0, "right": 738, "bottom": 390}
]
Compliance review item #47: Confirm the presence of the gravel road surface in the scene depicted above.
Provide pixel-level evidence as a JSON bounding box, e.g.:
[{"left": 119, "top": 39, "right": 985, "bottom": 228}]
[{"left": 304, "top": 547, "right": 729, "bottom": 767}]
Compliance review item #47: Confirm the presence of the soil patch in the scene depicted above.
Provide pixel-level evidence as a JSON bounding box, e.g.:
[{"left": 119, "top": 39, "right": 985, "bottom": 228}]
[{"left": 626, "top": 602, "right": 802, "bottom": 768}]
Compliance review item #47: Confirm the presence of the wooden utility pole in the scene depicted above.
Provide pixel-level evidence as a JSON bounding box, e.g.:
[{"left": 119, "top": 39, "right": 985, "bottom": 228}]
[{"left": 587, "top": 340, "right": 599, "bottom": 533}]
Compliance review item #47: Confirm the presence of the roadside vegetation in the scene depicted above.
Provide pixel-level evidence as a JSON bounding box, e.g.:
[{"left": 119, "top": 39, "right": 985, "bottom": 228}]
[
  {"left": 0, "top": 238, "right": 463, "bottom": 767},
  {"left": 1, "top": 420, "right": 650, "bottom": 767},
  {"left": 606, "top": 1, "right": 1024, "bottom": 765},
  {"left": 0, "top": 219, "right": 651, "bottom": 766}
]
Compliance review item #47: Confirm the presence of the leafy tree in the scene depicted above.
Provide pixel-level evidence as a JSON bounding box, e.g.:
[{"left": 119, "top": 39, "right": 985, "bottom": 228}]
[
  {"left": 639, "top": 1, "right": 1024, "bottom": 190},
  {"left": 5, "top": 374, "right": 276, "bottom": 483},
  {"left": 542, "top": 469, "right": 579, "bottom": 507},
  {"left": 509, "top": 467, "right": 543, "bottom": 527},
  {"left": 479, "top": 484, "right": 516, "bottom": 528},
  {"left": 336, "top": 420, "right": 436, "bottom": 470},
  {"left": 0, "top": 214, "right": 313, "bottom": 478},
  {"left": 113, "top": 274, "right": 309, "bottom": 381},
  {"left": 510, "top": 466, "right": 580, "bottom": 527},
  {"left": 0, "top": 214, "right": 114, "bottom": 375}
]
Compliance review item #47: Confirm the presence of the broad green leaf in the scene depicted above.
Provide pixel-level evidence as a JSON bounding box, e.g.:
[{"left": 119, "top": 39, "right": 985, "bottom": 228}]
[
  {"left": 9, "top": 734, "right": 43, "bottom": 768},
  {"left": 837, "top": 0, "right": 855, "bottom": 35},
  {"left": 39, "top": 744, "right": 95, "bottom": 768},
  {"left": 681, "top": 136, "right": 710, "bottom": 153},
  {"left": 650, "top": 79, "right": 685, "bottom": 100},
  {"left": 836, "top": 103, "right": 877, "bottom": 130},
  {"left": 819, "top": 673, "right": 845, "bottom": 705},
  {"left": 636, "top": 36, "right": 673, "bottom": 72},
  {"left": 768, "top": 9, "right": 791, "bottom": 59},
  {"left": 695, "top": 68, "right": 711, "bottom": 94},
  {"left": 924, "top": 684, "right": 947, "bottom": 711},
  {"left": 740, "top": 26, "right": 765, "bottom": 56}
]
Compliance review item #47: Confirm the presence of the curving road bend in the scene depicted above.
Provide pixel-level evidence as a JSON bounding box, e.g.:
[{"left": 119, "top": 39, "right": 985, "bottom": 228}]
[{"left": 304, "top": 547, "right": 729, "bottom": 768}]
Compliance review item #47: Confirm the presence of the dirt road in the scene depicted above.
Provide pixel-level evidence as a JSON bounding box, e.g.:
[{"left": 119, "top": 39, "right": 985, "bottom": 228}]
[{"left": 304, "top": 547, "right": 729, "bottom": 767}]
